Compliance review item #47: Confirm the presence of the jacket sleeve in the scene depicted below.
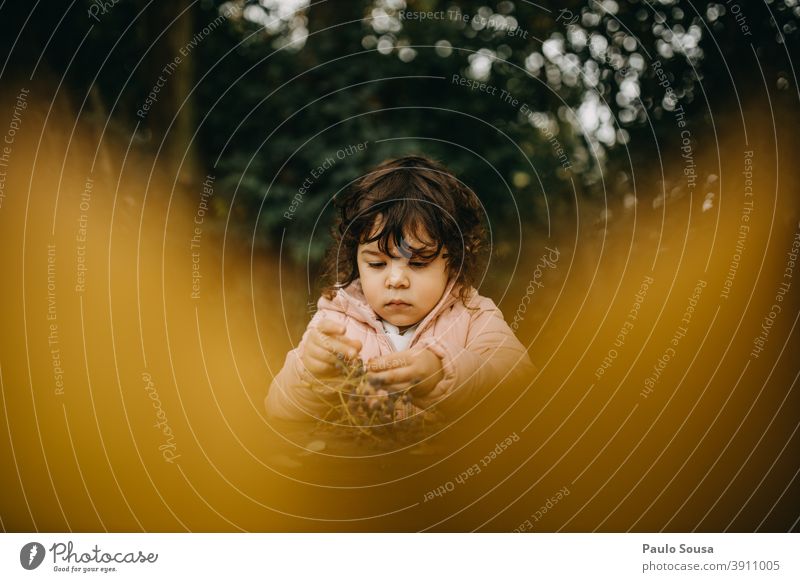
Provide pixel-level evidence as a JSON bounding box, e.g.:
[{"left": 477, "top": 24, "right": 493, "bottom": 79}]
[
  {"left": 264, "top": 308, "right": 348, "bottom": 422},
  {"left": 414, "top": 297, "right": 536, "bottom": 416}
]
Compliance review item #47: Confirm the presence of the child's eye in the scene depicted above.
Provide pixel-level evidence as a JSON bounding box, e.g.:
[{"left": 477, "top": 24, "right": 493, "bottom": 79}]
[
  {"left": 367, "top": 262, "right": 385, "bottom": 268},
  {"left": 409, "top": 262, "right": 429, "bottom": 268}
]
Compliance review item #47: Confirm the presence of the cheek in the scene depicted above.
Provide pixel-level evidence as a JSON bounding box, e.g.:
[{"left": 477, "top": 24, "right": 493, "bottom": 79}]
[
  {"left": 357, "top": 261, "right": 371, "bottom": 280},
  {"left": 417, "top": 271, "right": 447, "bottom": 296},
  {"left": 358, "top": 268, "right": 380, "bottom": 295}
]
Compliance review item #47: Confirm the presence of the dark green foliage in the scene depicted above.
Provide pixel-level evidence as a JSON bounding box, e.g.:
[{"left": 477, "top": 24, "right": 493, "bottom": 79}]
[{"left": 2, "top": 0, "right": 796, "bottom": 264}]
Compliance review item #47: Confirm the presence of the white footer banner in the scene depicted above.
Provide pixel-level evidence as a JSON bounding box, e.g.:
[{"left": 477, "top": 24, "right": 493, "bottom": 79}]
[{"left": 1, "top": 533, "right": 796, "bottom": 581}]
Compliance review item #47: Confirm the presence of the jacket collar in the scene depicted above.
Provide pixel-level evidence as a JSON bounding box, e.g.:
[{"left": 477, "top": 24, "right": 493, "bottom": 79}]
[{"left": 319, "top": 276, "right": 464, "bottom": 348}]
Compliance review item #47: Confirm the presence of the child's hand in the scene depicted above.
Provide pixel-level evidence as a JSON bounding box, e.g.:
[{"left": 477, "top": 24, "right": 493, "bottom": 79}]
[
  {"left": 300, "top": 319, "right": 362, "bottom": 381},
  {"left": 365, "top": 347, "right": 444, "bottom": 400}
]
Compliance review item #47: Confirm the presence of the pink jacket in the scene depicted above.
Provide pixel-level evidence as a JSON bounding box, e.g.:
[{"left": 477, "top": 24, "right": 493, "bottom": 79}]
[{"left": 265, "top": 277, "right": 536, "bottom": 421}]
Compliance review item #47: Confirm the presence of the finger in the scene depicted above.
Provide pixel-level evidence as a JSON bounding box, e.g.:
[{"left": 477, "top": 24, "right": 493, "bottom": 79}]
[
  {"left": 312, "top": 320, "right": 361, "bottom": 355},
  {"left": 367, "top": 367, "right": 414, "bottom": 389},
  {"left": 409, "top": 380, "right": 435, "bottom": 399},
  {"left": 302, "top": 359, "right": 331, "bottom": 379},
  {"left": 366, "top": 354, "right": 409, "bottom": 373},
  {"left": 372, "top": 348, "right": 413, "bottom": 361},
  {"left": 306, "top": 350, "right": 349, "bottom": 379},
  {"left": 312, "top": 326, "right": 359, "bottom": 358},
  {"left": 306, "top": 344, "right": 350, "bottom": 371},
  {"left": 338, "top": 336, "right": 362, "bottom": 353},
  {"left": 303, "top": 351, "right": 337, "bottom": 375},
  {"left": 316, "top": 335, "right": 360, "bottom": 361},
  {"left": 308, "top": 328, "right": 343, "bottom": 357},
  {"left": 316, "top": 319, "right": 346, "bottom": 336}
]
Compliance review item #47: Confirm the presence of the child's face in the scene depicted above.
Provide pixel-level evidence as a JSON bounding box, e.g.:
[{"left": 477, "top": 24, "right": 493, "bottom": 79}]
[{"left": 357, "top": 225, "right": 450, "bottom": 332}]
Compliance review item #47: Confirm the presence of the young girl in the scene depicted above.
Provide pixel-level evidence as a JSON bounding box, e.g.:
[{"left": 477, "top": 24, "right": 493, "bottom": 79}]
[{"left": 265, "top": 155, "right": 535, "bottom": 422}]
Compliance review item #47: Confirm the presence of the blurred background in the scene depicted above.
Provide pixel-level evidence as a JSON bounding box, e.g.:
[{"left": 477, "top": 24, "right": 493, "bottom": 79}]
[{"left": 0, "top": 0, "right": 798, "bottom": 532}]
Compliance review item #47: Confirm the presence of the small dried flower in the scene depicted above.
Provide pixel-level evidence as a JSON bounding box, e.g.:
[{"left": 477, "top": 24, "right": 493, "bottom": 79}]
[{"left": 313, "top": 357, "right": 436, "bottom": 445}]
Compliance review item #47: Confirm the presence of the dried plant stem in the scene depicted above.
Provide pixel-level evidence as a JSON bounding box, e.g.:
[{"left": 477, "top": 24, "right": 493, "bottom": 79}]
[
  {"left": 336, "top": 383, "right": 378, "bottom": 440},
  {"left": 311, "top": 357, "right": 435, "bottom": 446}
]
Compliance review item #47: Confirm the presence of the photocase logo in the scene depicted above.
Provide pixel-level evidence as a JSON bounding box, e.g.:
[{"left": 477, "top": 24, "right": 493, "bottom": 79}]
[{"left": 20, "top": 542, "right": 46, "bottom": 570}]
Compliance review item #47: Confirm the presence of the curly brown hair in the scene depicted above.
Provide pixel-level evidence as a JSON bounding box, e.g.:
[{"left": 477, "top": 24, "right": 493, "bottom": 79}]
[{"left": 320, "top": 154, "right": 487, "bottom": 307}]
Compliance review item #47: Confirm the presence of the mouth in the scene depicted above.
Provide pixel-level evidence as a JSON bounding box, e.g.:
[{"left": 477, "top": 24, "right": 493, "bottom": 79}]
[{"left": 385, "top": 300, "right": 411, "bottom": 308}]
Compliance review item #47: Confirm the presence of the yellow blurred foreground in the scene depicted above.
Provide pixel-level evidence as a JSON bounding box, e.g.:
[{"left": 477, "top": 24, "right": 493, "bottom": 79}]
[{"left": 0, "top": 79, "right": 798, "bottom": 532}]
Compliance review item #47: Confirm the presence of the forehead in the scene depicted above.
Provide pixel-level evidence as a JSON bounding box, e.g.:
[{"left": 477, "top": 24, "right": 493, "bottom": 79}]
[
  {"left": 358, "top": 232, "right": 431, "bottom": 250},
  {"left": 358, "top": 229, "right": 438, "bottom": 254},
  {"left": 358, "top": 242, "right": 439, "bottom": 260},
  {"left": 360, "top": 214, "right": 435, "bottom": 249},
  {"left": 365, "top": 213, "right": 427, "bottom": 237}
]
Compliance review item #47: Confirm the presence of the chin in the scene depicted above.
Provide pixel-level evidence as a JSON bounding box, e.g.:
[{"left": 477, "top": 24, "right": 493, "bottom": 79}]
[{"left": 383, "top": 314, "right": 416, "bottom": 326}]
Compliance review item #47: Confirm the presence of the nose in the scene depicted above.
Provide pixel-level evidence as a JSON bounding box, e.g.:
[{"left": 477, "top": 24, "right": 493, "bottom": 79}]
[{"left": 385, "top": 260, "right": 409, "bottom": 288}]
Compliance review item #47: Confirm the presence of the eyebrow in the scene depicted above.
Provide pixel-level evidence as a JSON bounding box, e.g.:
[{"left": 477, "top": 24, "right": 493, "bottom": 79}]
[{"left": 360, "top": 249, "right": 439, "bottom": 262}]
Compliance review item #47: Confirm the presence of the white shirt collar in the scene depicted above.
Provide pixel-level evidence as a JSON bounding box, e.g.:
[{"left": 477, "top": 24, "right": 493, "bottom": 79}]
[{"left": 380, "top": 320, "right": 419, "bottom": 352}]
